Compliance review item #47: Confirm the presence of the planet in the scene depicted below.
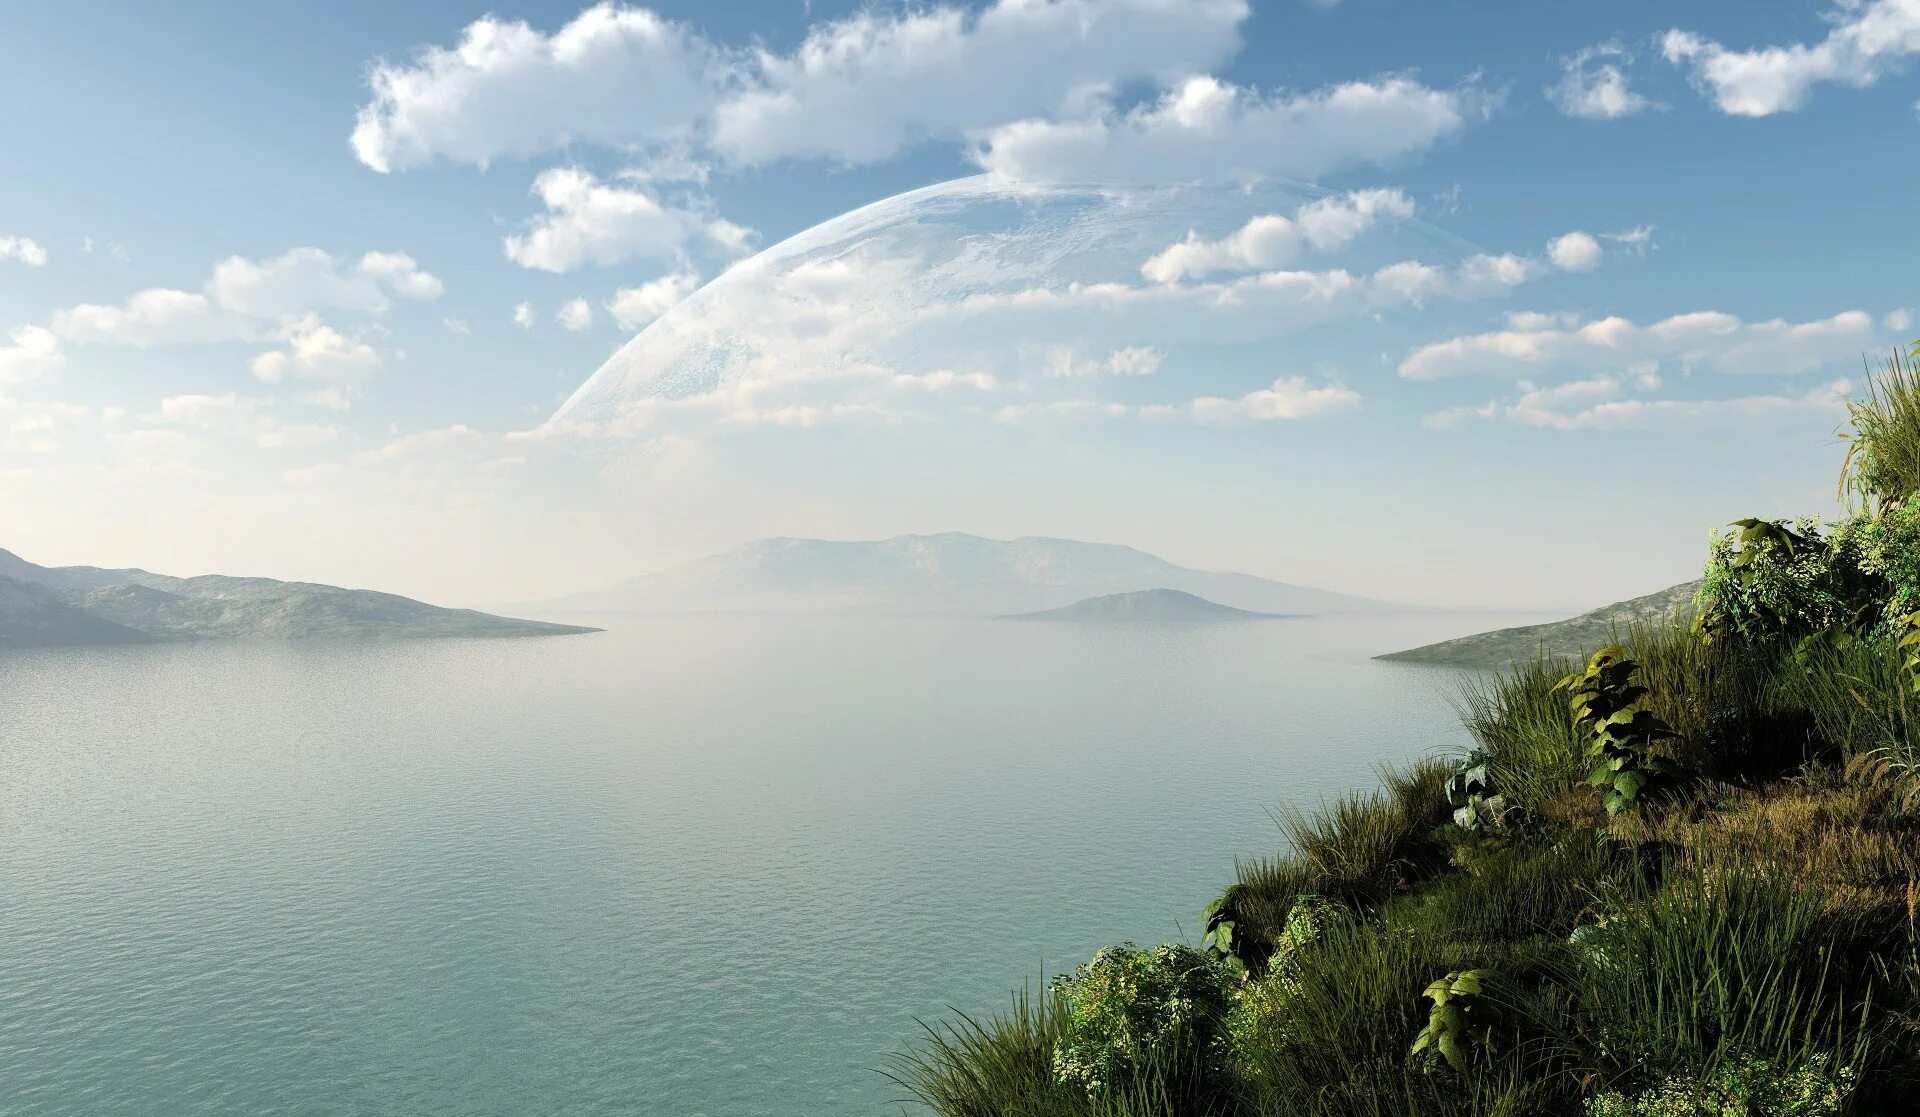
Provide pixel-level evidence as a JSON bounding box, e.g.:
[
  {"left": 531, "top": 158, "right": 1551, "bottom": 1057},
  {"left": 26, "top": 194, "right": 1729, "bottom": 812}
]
[{"left": 550, "top": 174, "right": 1517, "bottom": 439}]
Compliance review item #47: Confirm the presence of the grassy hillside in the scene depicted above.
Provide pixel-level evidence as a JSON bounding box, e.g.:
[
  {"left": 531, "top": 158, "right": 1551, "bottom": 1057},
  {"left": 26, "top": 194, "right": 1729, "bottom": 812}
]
[
  {"left": 893, "top": 348, "right": 1920, "bottom": 1116},
  {"left": 1378, "top": 581, "right": 1703, "bottom": 668}
]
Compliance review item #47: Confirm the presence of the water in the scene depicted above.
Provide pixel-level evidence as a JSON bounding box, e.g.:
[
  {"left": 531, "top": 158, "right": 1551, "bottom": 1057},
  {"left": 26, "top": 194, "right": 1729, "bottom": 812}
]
[{"left": 0, "top": 612, "right": 1532, "bottom": 1115}]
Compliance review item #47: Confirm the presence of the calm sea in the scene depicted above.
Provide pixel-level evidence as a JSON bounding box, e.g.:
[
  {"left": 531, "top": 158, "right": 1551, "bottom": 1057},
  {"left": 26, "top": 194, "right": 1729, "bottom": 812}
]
[{"left": 0, "top": 612, "right": 1536, "bottom": 1115}]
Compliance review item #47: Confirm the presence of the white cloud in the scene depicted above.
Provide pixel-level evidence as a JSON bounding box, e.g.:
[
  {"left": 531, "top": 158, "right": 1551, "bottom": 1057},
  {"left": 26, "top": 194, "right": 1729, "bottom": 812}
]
[
  {"left": 250, "top": 316, "right": 384, "bottom": 385},
  {"left": 1185, "top": 376, "right": 1360, "bottom": 423},
  {"left": 710, "top": 0, "right": 1249, "bottom": 165},
  {"left": 1141, "top": 188, "right": 1413, "bottom": 282},
  {"left": 153, "top": 392, "right": 342, "bottom": 449},
  {"left": 504, "top": 167, "right": 753, "bottom": 273},
  {"left": 1400, "top": 308, "right": 1877, "bottom": 381},
  {"left": 512, "top": 301, "right": 536, "bottom": 329},
  {"left": 351, "top": 1, "right": 1250, "bottom": 173},
  {"left": 1547, "top": 231, "right": 1603, "bottom": 272},
  {"left": 52, "top": 288, "right": 251, "bottom": 347},
  {"left": 607, "top": 271, "right": 700, "bottom": 330},
  {"left": 0, "top": 326, "right": 64, "bottom": 384},
  {"left": 1548, "top": 42, "right": 1654, "bottom": 119},
  {"left": 1426, "top": 376, "right": 1853, "bottom": 431},
  {"left": 558, "top": 298, "right": 595, "bottom": 332},
  {"left": 210, "top": 247, "right": 442, "bottom": 319},
  {"left": 444, "top": 317, "right": 471, "bottom": 335},
  {"left": 1043, "top": 344, "right": 1165, "bottom": 378},
  {"left": 351, "top": 5, "right": 723, "bottom": 173},
  {"left": 1663, "top": 1, "right": 1920, "bottom": 116},
  {"left": 0, "top": 235, "right": 47, "bottom": 267},
  {"left": 973, "top": 75, "right": 1486, "bottom": 184},
  {"left": 889, "top": 369, "right": 999, "bottom": 392}
]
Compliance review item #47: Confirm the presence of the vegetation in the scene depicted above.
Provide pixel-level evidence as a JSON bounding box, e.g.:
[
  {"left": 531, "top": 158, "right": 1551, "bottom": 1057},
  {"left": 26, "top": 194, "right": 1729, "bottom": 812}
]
[{"left": 891, "top": 346, "right": 1920, "bottom": 1116}]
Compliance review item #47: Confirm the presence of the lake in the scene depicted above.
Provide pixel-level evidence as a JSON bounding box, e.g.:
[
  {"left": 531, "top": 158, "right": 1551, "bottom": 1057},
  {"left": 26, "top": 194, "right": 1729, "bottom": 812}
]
[{"left": 0, "top": 612, "right": 1536, "bottom": 1115}]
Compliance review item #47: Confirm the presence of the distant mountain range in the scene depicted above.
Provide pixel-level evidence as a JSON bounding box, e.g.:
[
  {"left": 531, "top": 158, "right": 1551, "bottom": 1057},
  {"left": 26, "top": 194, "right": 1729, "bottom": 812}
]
[
  {"left": 538, "top": 533, "right": 1404, "bottom": 617},
  {"left": 1001, "top": 588, "right": 1294, "bottom": 622},
  {"left": 1377, "top": 581, "right": 1702, "bottom": 668},
  {"left": 0, "top": 548, "right": 598, "bottom": 648}
]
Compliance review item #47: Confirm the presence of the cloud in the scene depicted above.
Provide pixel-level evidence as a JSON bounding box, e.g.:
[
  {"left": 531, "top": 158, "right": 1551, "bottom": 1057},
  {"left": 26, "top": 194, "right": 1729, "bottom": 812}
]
[
  {"left": 350, "top": 4, "right": 723, "bottom": 173},
  {"left": 1400, "top": 308, "right": 1877, "bottom": 380},
  {"left": 210, "top": 247, "right": 442, "bottom": 318},
  {"left": 1426, "top": 376, "right": 1853, "bottom": 431},
  {"left": 504, "top": 166, "right": 753, "bottom": 273},
  {"left": 1141, "top": 188, "right": 1413, "bottom": 282},
  {"left": 52, "top": 288, "right": 252, "bottom": 347},
  {"left": 607, "top": 271, "right": 699, "bottom": 330},
  {"left": 249, "top": 316, "right": 384, "bottom": 385},
  {"left": 1184, "top": 376, "right": 1360, "bottom": 423},
  {"left": 558, "top": 298, "right": 595, "bottom": 331},
  {"left": 351, "top": 1, "right": 1250, "bottom": 173},
  {"left": 1548, "top": 42, "right": 1654, "bottom": 119},
  {"left": 1547, "top": 231, "right": 1603, "bottom": 272},
  {"left": 512, "top": 301, "right": 536, "bottom": 329},
  {"left": 973, "top": 75, "right": 1487, "bottom": 184},
  {"left": 1043, "top": 344, "right": 1165, "bottom": 378},
  {"left": 0, "top": 325, "right": 64, "bottom": 384},
  {"left": 710, "top": 0, "right": 1248, "bottom": 165},
  {"left": 152, "top": 392, "right": 341, "bottom": 448},
  {"left": 0, "top": 235, "right": 47, "bottom": 267},
  {"left": 1663, "top": 1, "right": 1920, "bottom": 116}
]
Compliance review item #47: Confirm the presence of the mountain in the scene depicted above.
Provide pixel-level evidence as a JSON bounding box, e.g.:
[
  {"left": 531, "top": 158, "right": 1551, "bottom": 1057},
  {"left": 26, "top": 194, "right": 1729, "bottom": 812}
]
[
  {"left": 0, "top": 548, "right": 599, "bottom": 648},
  {"left": 1001, "top": 588, "right": 1293, "bottom": 622},
  {"left": 1376, "top": 580, "right": 1702, "bottom": 668},
  {"left": 538, "top": 533, "right": 1405, "bottom": 616}
]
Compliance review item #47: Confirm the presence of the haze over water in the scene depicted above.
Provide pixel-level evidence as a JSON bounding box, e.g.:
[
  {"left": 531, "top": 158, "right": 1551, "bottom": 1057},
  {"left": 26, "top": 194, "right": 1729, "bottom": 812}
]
[{"left": 0, "top": 612, "right": 1522, "bottom": 1115}]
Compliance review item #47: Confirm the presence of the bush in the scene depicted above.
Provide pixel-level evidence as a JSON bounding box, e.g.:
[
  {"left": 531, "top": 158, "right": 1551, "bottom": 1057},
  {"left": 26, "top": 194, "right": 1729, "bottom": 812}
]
[
  {"left": 1585, "top": 1052, "right": 1854, "bottom": 1117},
  {"left": 1050, "top": 943, "right": 1234, "bottom": 1100}
]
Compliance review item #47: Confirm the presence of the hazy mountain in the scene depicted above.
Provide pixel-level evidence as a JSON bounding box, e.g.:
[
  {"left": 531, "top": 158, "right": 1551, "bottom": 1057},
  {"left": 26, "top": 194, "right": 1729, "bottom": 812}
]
[
  {"left": 0, "top": 548, "right": 598, "bottom": 648},
  {"left": 1001, "top": 588, "right": 1293, "bottom": 622},
  {"left": 1376, "top": 580, "right": 1702, "bottom": 668},
  {"left": 540, "top": 533, "right": 1404, "bottom": 616}
]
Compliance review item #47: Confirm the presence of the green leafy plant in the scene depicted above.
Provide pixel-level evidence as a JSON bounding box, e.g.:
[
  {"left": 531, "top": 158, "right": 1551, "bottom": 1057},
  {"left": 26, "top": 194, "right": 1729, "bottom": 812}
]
[
  {"left": 1446, "top": 747, "right": 1509, "bottom": 831},
  {"left": 1555, "top": 645, "right": 1680, "bottom": 814},
  {"left": 1694, "top": 517, "right": 1877, "bottom": 646},
  {"left": 1410, "top": 969, "right": 1497, "bottom": 1073},
  {"left": 1048, "top": 942, "right": 1233, "bottom": 1097},
  {"left": 1200, "top": 883, "right": 1254, "bottom": 975}
]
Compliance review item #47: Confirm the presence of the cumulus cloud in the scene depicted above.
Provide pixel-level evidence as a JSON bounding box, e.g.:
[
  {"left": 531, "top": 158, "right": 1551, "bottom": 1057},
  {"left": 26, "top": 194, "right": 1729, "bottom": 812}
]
[
  {"left": 249, "top": 316, "right": 384, "bottom": 386},
  {"left": 1184, "top": 376, "right": 1360, "bottom": 423},
  {"left": 52, "top": 288, "right": 252, "bottom": 347},
  {"left": 1663, "top": 1, "right": 1920, "bottom": 116},
  {"left": 512, "top": 301, "right": 536, "bottom": 328},
  {"left": 152, "top": 392, "right": 340, "bottom": 448},
  {"left": 558, "top": 298, "right": 595, "bottom": 331},
  {"left": 504, "top": 167, "right": 753, "bottom": 273},
  {"left": 1425, "top": 376, "right": 1853, "bottom": 431},
  {"left": 1547, "top": 231, "right": 1604, "bottom": 272},
  {"left": 0, "top": 325, "right": 64, "bottom": 384},
  {"left": 1141, "top": 188, "right": 1413, "bottom": 282},
  {"left": 210, "top": 247, "right": 442, "bottom": 318},
  {"left": 1548, "top": 42, "right": 1654, "bottom": 119},
  {"left": 1400, "top": 308, "right": 1877, "bottom": 381},
  {"left": 350, "top": 5, "right": 723, "bottom": 173},
  {"left": 608, "top": 271, "right": 700, "bottom": 329},
  {"left": 710, "top": 0, "right": 1248, "bottom": 165},
  {"left": 1042, "top": 344, "right": 1165, "bottom": 378},
  {"left": 351, "top": 1, "right": 1250, "bottom": 173},
  {"left": 0, "top": 235, "right": 47, "bottom": 267},
  {"left": 973, "top": 75, "right": 1486, "bottom": 184}
]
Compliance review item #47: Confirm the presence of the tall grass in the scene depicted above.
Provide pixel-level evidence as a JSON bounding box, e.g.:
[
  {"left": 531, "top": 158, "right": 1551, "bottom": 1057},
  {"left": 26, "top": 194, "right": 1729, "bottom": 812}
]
[{"left": 1844, "top": 345, "right": 1920, "bottom": 511}]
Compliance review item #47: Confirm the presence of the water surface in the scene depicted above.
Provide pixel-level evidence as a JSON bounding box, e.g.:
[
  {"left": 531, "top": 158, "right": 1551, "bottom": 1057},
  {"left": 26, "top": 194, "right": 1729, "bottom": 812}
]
[{"left": 0, "top": 612, "right": 1536, "bottom": 1114}]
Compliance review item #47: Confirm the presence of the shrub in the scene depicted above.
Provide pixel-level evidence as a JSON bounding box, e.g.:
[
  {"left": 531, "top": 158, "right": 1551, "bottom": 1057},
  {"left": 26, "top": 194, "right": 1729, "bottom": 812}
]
[
  {"left": 1555, "top": 645, "right": 1681, "bottom": 815},
  {"left": 1585, "top": 1052, "right": 1855, "bottom": 1117},
  {"left": 1695, "top": 517, "right": 1877, "bottom": 647},
  {"left": 1050, "top": 943, "right": 1234, "bottom": 1099}
]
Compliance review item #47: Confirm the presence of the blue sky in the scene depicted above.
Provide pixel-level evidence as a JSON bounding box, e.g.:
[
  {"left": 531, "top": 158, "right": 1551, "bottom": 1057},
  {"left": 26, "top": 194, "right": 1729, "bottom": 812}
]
[{"left": 2, "top": 0, "right": 1918, "bottom": 608}]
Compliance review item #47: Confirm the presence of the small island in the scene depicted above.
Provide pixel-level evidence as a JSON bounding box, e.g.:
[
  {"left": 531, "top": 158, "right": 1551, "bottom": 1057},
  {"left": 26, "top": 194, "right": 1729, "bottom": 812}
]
[{"left": 998, "top": 588, "right": 1297, "bottom": 623}]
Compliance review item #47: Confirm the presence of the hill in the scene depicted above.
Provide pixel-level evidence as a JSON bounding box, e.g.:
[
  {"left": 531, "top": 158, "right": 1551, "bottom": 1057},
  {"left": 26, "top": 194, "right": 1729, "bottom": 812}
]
[
  {"left": 1000, "top": 588, "right": 1292, "bottom": 622},
  {"left": 1375, "top": 580, "right": 1702, "bottom": 667},
  {"left": 539, "top": 533, "right": 1403, "bottom": 616},
  {"left": 0, "top": 548, "right": 599, "bottom": 648}
]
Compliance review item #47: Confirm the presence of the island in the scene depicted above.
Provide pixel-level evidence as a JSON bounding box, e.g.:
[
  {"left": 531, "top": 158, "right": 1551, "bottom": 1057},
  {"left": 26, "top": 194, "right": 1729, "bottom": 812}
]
[
  {"left": 0, "top": 547, "right": 599, "bottom": 647},
  {"left": 1375, "top": 580, "right": 1701, "bottom": 668},
  {"left": 997, "top": 587, "right": 1296, "bottom": 622}
]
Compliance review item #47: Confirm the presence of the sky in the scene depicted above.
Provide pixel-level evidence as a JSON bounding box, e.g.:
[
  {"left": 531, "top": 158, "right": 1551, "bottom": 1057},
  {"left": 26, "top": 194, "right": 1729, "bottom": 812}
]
[{"left": 3, "top": 0, "right": 1919, "bottom": 610}]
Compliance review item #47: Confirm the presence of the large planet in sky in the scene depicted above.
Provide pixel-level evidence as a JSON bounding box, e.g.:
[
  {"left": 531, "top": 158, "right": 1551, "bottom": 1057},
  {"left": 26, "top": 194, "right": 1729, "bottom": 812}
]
[{"left": 550, "top": 175, "right": 1519, "bottom": 439}]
